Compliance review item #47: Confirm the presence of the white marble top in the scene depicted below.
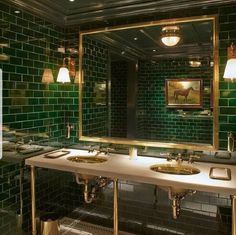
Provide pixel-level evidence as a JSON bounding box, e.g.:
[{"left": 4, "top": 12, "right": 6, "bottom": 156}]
[{"left": 25, "top": 149, "right": 236, "bottom": 195}]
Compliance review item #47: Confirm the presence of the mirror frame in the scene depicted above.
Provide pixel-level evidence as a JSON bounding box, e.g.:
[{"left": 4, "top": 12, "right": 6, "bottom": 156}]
[{"left": 79, "top": 14, "right": 219, "bottom": 151}]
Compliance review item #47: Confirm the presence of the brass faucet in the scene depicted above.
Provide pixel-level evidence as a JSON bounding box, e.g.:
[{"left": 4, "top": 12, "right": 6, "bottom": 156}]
[
  {"left": 175, "top": 153, "right": 184, "bottom": 165},
  {"left": 228, "top": 132, "right": 234, "bottom": 153},
  {"left": 188, "top": 154, "right": 201, "bottom": 164},
  {"left": 166, "top": 153, "right": 183, "bottom": 164},
  {"left": 66, "top": 123, "right": 74, "bottom": 139}
]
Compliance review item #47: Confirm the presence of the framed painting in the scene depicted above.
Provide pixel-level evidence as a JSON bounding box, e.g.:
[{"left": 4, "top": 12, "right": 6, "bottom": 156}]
[{"left": 165, "top": 79, "right": 203, "bottom": 108}]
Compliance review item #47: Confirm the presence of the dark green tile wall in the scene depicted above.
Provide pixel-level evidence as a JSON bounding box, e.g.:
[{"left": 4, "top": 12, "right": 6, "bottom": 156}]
[
  {"left": 82, "top": 36, "right": 109, "bottom": 137},
  {"left": 110, "top": 61, "right": 128, "bottom": 137},
  {"left": 0, "top": 3, "right": 79, "bottom": 234},
  {"left": 218, "top": 4, "right": 236, "bottom": 149},
  {"left": 0, "top": 2, "right": 236, "bottom": 235},
  {"left": 0, "top": 3, "right": 79, "bottom": 144},
  {"left": 137, "top": 58, "right": 212, "bottom": 144}
]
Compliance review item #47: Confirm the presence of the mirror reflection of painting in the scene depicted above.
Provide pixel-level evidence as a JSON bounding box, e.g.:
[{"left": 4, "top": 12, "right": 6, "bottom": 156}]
[
  {"left": 94, "top": 82, "right": 107, "bottom": 105},
  {"left": 166, "top": 79, "right": 202, "bottom": 108}
]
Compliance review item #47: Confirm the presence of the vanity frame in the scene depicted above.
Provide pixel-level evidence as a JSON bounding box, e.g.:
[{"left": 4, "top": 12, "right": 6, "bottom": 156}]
[{"left": 78, "top": 14, "right": 219, "bottom": 151}]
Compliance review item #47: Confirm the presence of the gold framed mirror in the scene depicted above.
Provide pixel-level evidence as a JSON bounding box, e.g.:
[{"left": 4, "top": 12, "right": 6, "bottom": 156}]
[{"left": 79, "top": 15, "right": 219, "bottom": 151}]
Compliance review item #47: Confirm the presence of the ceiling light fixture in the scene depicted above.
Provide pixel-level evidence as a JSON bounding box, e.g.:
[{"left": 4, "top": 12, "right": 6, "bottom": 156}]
[
  {"left": 161, "top": 26, "right": 180, "bottom": 47},
  {"left": 224, "top": 43, "right": 236, "bottom": 82}
]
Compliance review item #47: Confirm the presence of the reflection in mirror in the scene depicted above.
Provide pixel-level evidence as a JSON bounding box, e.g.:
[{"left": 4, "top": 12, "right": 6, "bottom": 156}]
[{"left": 80, "top": 15, "right": 218, "bottom": 150}]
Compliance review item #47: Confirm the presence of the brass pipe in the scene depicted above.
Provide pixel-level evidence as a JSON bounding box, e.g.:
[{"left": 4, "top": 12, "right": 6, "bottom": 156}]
[
  {"left": 232, "top": 195, "right": 236, "bottom": 235},
  {"left": 113, "top": 179, "right": 118, "bottom": 235},
  {"left": 30, "top": 166, "right": 37, "bottom": 235},
  {"left": 84, "top": 179, "right": 94, "bottom": 204}
]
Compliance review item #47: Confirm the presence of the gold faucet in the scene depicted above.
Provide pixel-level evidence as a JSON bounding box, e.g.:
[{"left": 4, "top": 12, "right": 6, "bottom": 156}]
[
  {"left": 228, "top": 132, "right": 234, "bottom": 152},
  {"left": 175, "top": 153, "right": 183, "bottom": 165}
]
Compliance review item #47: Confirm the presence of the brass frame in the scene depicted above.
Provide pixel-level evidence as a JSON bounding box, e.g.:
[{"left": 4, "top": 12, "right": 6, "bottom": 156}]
[
  {"left": 79, "top": 14, "right": 219, "bottom": 151},
  {"left": 30, "top": 166, "right": 36, "bottom": 235}
]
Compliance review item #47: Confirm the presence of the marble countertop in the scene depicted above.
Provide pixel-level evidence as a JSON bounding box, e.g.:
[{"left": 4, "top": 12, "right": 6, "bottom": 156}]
[{"left": 25, "top": 148, "right": 236, "bottom": 195}]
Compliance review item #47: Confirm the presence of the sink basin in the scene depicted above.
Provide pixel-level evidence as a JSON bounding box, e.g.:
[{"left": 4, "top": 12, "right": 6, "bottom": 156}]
[
  {"left": 150, "top": 163, "right": 200, "bottom": 175},
  {"left": 67, "top": 156, "right": 108, "bottom": 163}
]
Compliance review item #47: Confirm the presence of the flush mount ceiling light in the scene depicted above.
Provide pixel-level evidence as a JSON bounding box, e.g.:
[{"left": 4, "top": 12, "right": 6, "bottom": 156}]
[
  {"left": 224, "top": 43, "right": 236, "bottom": 82},
  {"left": 161, "top": 26, "right": 181, "bottom": 47}
]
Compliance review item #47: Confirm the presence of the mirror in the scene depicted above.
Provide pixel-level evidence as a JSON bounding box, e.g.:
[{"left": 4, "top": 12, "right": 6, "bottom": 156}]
[{"left": 79, "top": 15, "right": 219, "bottom": 151}]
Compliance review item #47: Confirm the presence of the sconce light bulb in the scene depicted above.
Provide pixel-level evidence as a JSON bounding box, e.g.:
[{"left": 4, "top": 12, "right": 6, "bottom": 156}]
[{"left": 57, "top": 67, "right": 71, "bottom": 83}]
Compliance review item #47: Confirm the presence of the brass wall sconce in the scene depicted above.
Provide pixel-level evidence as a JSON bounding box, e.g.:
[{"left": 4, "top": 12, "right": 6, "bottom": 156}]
[
  {"left": 41, "top": 69, "right": 54, "bottom": 84},
  {"left": 223, "top": 43, "right": 236, "bottom": 82},
  {"left": 57, "top": 57, "right": 75, "bottom": 83}
]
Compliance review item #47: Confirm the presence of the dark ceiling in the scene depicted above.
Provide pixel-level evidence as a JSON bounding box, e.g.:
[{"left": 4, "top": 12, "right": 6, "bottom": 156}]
[
  {"left": 2, "top": 0, "right": 235, "bottom": 26},
  {"left": 89, "top": 20, "right": 213, "bottom": 60}
]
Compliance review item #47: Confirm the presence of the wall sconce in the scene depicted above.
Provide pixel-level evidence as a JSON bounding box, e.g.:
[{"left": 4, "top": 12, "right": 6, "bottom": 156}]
[
  {"left": 189, "top": 60, "right": 201, "bottom": 68},
  {"left": 74, "top": 70, "right": 84, "bottom": 84},
  {"left": 41, "top": 69, "right": 54, "bottom": 84},
  {"left": 223, "top": 43, "right": 236, "bottom": 82},
  {"left": 161, "top": 26, "right": 181, "bottom": 47},
  {"left": 56, "top": 57, "right": 72, "bottom": 83}
]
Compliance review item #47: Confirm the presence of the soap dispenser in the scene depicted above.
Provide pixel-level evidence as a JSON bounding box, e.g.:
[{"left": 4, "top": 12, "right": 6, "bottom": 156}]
[{"left": 227, "top": 132, "right": 234, "bottom": 152}]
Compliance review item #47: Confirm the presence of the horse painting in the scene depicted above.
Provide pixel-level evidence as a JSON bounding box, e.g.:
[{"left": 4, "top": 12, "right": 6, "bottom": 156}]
[{"left": 174, "top": 87, "right": 194, "bottom": 103}]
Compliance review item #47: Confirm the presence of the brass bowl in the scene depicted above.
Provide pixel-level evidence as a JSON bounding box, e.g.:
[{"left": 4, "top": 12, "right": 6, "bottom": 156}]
[
  {"left": 67, "top": 156, "right": 108, "bottom": 164},
  {"left": 150, "top": 164, "right": 200, "bottom": 175}
]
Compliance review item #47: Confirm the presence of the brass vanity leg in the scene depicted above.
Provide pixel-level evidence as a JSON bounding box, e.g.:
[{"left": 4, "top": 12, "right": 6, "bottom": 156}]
[
  {"left": 232, "top": 195, "right": 236, "bottom": 235},
  {"left": 113, "top": 178, "right": 118, "bottom": 235},
  {"left": 30, "top": 166, "right": 37, "bottom": 235}
]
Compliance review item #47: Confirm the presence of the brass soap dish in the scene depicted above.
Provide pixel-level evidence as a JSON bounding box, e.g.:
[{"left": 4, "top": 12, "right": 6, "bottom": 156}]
[{"left": 209, "top": 167, "right": 231, "bottom": 181}]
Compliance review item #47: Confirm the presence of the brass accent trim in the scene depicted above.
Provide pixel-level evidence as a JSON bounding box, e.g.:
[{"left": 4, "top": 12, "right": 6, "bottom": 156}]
[
  {"left": 30, "top": 166, "right": 37, "bottom": 235},
  {"left": 212, "top": 14, "right": 219, "bottom": 150},
  {"left": 209, "top": 167, "right": 231, "bottom": 181},
  {"left": 80, "top": 136, "right": 215, "bottom": 151},
  {"left": 113, "top": 179, "right": 118, "bottom": 235},
  {"left": 79, "top": 33, "right": 83, "bottom": 139},
  {"left": 67, "top": 156, "right": 108, "bottom": 163},
  {"left": 79, "top": 14, "right": 219, "bottom": 151},
  {"left": 80, "top": 15, "right": 218, "bottom": 35},
  {"left": 232, "top": 195, "right": 236, "bottom": 235}
]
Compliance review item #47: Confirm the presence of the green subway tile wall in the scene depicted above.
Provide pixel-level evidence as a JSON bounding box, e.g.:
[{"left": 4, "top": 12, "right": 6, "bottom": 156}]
[
  {"left": 110, "top": 61, "right": 128, "bottom": 138},
  {"left": 137, "top": 58, "right": 212, "bottom": 143},
  {"left": 0, "top": 2, "right": 236, "bottom": 235},
  {"left": 0, "top": 3, "right": 79, "bottom": 144},
  {"left": 82, "top": 36, "right": 109, "bottom": 137}
]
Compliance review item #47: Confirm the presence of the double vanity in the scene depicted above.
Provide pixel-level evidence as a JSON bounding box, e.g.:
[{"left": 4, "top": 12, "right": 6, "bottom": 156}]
[{"left": 26, "top": 148, "right": 236, "bottom": 235}]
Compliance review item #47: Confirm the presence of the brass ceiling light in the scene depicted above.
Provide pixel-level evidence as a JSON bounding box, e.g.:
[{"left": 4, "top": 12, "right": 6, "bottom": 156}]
[{"left": 161, "top": 26, "right": 181, "bottom": 47}]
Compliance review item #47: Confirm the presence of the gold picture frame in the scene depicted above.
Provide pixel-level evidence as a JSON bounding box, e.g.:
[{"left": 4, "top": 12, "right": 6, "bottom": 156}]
[{"left": 165, "top": 79, "right": 203, "bottom": 108}]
